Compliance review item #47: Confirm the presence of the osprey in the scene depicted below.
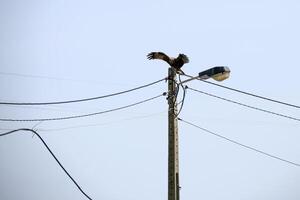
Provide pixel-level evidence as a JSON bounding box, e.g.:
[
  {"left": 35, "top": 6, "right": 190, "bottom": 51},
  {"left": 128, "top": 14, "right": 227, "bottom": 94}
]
[{"left": 147, "top": 52, "right": 189, "bottom": 74}]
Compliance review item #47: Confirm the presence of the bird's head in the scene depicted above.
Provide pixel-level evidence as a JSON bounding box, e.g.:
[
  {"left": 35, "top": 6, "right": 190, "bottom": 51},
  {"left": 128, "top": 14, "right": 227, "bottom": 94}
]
[{"left": 178, "top": 54, "right": 189, "bottom": 64}]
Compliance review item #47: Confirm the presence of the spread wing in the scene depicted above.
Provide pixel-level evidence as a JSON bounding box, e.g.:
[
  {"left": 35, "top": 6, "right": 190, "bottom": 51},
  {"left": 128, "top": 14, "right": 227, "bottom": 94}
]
[{"left": 147, "top": 52, "right": 172, "bottom": 65}]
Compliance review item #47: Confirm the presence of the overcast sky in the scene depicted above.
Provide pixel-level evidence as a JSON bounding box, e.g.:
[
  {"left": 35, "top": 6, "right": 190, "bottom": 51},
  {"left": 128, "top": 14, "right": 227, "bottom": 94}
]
[{"left": 1, "top": 1, "right": 300, "bottom": 200}]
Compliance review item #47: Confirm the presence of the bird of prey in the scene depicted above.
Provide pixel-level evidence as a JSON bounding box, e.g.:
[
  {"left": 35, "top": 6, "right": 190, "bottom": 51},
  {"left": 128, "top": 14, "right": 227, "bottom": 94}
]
[{"left": 147, "top": 52, "right": 189, "bottom": 74}]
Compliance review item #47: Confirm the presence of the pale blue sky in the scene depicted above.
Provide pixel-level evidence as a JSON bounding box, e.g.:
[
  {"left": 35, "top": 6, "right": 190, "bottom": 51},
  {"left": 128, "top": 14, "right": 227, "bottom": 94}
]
[{"left": 0, "top": 1, "right": 300, "bottom": 200}]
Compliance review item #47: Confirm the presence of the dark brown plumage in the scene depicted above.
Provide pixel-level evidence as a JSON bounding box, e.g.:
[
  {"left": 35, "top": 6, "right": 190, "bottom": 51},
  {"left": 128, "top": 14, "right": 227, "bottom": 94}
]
[{"left": 147, "top": 52, "right": 189, "bottom": 74}]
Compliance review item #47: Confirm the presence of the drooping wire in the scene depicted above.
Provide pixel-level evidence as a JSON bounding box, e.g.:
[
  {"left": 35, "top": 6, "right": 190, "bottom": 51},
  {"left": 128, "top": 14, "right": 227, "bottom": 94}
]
[
  {"left": 187, "top": 87, "right": 300, "bottom": 122},
  {"left": 167, "top": 74, "right": 187, "bottom": 117},
  {"left": 0, "top": 128, "right": 93, "bottom": 200},
  {"left": 0, "top": 77, "right": 167, "bottom": 106},
  {"left": 0, "top": 71, "right": 128, "bottom": 86},
  {"left": 177, "top": 74, "right": 185, "bottom": 102},
  {"left": 176, "top": 87, "right": 187, "bottom": 118},
  {"left": 37, "top": 111, "right": 167, "bottom": 132},
  {"left": 175, "top": 74, "right": 187, "bottom": 117},
  {"left": 178, "top": 118, "right": 300, "bottom": 167},
  {"left": 181, "top": 74, "right": 300, "bottom": 109},
  {"left": 0, "top": 93, "right": 166, "bottom": 122}
]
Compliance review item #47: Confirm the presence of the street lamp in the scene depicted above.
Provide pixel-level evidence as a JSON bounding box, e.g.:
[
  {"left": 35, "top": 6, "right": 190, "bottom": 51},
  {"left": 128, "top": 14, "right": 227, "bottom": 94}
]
[
  {"left": 168, "top": 66, "right": 230, "bottom": 200},
  {"left": 198, "top": 66, "right": 230, "bottom": 81},
  {"left": 180, "top": 66, "right": 231, "bottom": 84}
]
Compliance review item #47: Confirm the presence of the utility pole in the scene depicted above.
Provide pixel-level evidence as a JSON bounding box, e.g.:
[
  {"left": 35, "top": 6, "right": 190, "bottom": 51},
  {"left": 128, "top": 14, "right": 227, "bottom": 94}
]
[
  {"left": 147, "top": 52, "right": 229, "bottom": 200},
  {"left": 166, "top": 66, "right": 231, "bottom": 200},
  {"left": 168, "top": 67, "right": 180, "bottom": 200}
]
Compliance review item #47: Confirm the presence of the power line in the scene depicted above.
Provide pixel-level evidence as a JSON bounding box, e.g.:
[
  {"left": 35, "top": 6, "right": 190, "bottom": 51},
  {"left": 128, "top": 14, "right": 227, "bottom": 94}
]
[
  {"left": 188, "top": 87, "right": 300, "bottom": 122},
  {"left": 175, "top": 75, "right": 187, "bottom": 118},
  {"left": 176, "top": 87, "right": 187, "bottom": 117},
  {"left": 0, "top": 93, "right": 166, "bottom": 122},
  {"left": 178, "top": 118, "right": 300, "bottom": 168},
  {"left": 199, "top": 79, "right": 300, "bottom": 108},
  {"left": 0, "top": 71, "right": 81, "bottom": 82},
  {"left": 0, "top": 128, "right": 93, "bottom": 200},
  {"left": 0, "top": 104, "right": 83, "bottom": 114},
  {"left": 0, "top": 77, "right": 166, "bottom": 106},
  {"left": 182, "top": 74, "right": 300, "bottom": 109},
  {"left": 0, "top": 71, "right": 135, "bottom": 86},
  {"left": 37, "top": 111, "right": 166, "bottom": 132}
]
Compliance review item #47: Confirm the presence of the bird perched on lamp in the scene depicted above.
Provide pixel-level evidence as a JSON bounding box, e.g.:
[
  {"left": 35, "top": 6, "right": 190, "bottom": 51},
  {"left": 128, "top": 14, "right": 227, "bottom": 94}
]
[{"left": 147, "top": 52, "right": 189, "bottom": 74}]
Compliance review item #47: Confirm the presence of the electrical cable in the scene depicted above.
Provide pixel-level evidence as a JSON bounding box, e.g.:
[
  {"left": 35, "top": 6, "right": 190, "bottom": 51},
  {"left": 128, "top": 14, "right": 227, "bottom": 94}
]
[
  {"left": 181, "top": 74, "right": 300, "bottom": 109},
  {"left": 177, "top": 74, "right": 185, "bottom": 100},
  {"left": 0, "top": 71, "right": 85, "bottom": 82},
  {"left": 0, "top": 93, "right": 166, "bottom": 122},
  {"left": 0, "top": 128, "right": 93, "bottom": 200},
  {"left": 176, "top": 87, "right": 186, "bottom": 118},
  {"left": 0, "top": 71, "right": 127, "bottom": 86},
  {"left": 37, "top": 111, "right": 167, "bottom": 132},
  {"left": 0, "top": 77, "right": 166, "bottom": 106},
  {"left": 175, "top": 75, "right": 187, "bottom": 117},
  {"left": 188, "top": 87, "right": 300, "bottom": 122},
  {"left": 178, "top": 118, "right": 300, "bottom": 167}
]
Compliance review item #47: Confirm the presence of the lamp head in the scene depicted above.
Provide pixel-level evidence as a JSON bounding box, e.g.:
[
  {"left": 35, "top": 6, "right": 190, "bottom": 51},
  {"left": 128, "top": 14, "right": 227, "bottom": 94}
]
[
  {"left": 198, "top": 66, "right": 230, "bottom": 82},
  {"left": 211, "top": 66, "right": 230, "bottom": 81}
]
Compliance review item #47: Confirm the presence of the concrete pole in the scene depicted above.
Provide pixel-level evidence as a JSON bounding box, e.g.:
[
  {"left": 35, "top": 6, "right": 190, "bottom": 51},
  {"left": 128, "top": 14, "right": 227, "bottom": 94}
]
[{"left": 168, "top": 67, "right": 180, "bottom": 200}]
